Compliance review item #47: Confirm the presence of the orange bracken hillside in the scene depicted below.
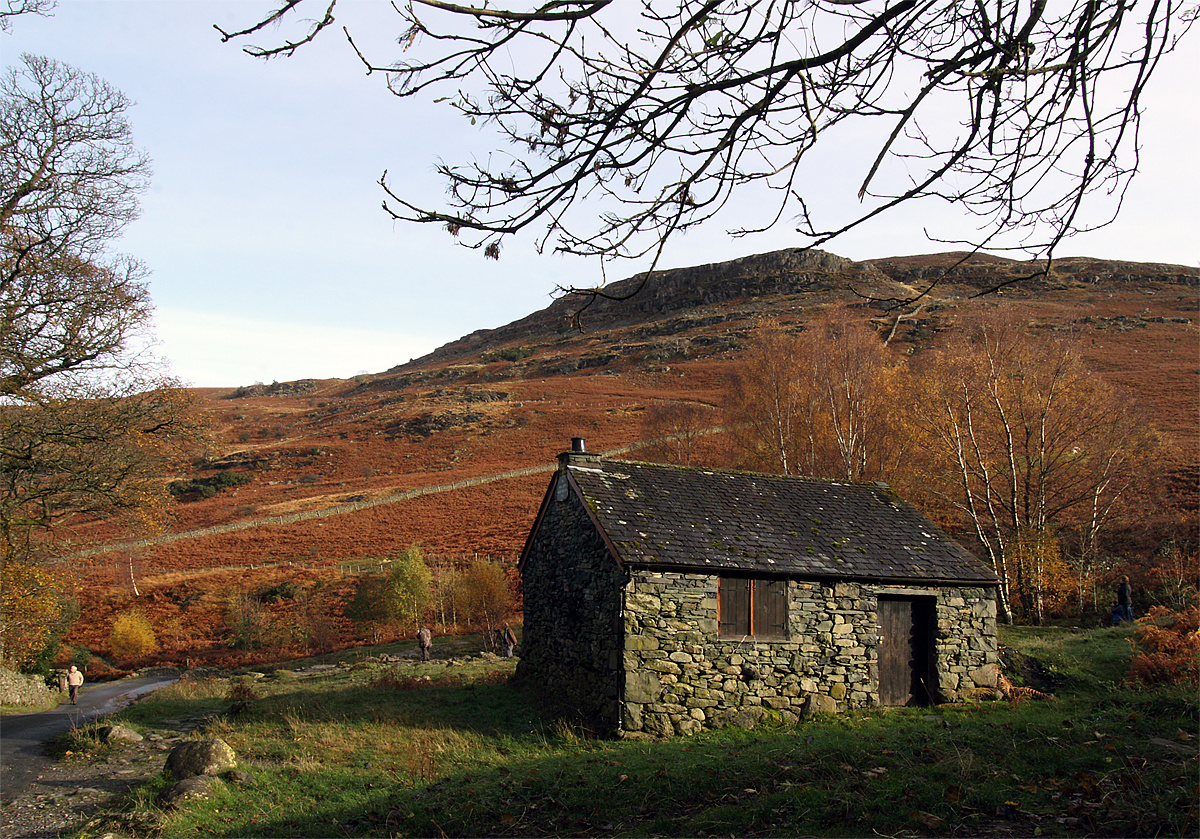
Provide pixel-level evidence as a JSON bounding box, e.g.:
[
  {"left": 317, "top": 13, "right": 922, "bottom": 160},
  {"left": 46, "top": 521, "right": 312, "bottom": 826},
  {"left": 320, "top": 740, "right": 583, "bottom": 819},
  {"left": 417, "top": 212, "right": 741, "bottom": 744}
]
[{"left": 60, "top": 249, "right": 1198, "bottom": 669}]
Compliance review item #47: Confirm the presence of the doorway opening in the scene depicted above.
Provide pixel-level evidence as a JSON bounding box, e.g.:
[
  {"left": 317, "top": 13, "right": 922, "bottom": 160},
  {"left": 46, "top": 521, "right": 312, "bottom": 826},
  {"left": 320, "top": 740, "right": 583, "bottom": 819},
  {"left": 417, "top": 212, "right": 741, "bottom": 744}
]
[{"left": 877, "top": 596, "right": 937, "bottom": 706}]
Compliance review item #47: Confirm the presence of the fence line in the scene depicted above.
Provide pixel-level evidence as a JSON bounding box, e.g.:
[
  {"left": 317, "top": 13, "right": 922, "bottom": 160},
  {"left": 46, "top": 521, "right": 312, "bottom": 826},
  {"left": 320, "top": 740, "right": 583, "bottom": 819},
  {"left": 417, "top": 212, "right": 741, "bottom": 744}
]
[{"left": 65, "top": 428, "right": 731, "bottom": 561}]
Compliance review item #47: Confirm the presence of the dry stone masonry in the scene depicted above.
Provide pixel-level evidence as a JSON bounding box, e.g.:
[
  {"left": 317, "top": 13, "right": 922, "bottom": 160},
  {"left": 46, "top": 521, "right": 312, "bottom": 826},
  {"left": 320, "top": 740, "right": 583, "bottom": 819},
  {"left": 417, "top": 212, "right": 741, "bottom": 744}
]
[
  {"left": 517, "top": 445, "right": 1000, "bottom": 738},
  {"left": 619, "top": 571, "right": 997, "bottom": 737}
]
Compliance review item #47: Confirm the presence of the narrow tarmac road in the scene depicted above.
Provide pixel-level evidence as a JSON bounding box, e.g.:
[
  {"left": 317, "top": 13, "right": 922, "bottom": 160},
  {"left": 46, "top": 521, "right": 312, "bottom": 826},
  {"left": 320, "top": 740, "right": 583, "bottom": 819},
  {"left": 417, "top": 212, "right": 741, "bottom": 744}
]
[{"left": 0, "top": 677, "right": 176, "bottom": 802}]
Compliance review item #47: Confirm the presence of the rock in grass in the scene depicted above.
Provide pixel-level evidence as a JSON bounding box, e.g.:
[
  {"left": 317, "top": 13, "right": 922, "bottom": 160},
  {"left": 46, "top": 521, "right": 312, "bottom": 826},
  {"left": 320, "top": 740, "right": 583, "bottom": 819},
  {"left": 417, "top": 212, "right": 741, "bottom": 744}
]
[
  {"left": 98, "top": 724, "right": 143, "bottom": 744},
  {"left": 165, "top": 738, "right": 237, "bottom": 781},
  {"left": 159, "top": 776, "right": 217, "bottom": 808}
]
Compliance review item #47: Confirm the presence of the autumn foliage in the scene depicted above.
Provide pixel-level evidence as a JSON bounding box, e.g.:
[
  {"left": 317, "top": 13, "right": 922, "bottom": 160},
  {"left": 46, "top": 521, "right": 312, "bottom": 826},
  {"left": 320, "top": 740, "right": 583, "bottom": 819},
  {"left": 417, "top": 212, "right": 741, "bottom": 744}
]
[
  {"left": 727, "top": 311, "right": 904, "bottom": 481},
  {"left": 446, "top": 560, "right": 514, "bottom": 638},
  {"left": 1127, "top": 607, "right": 1199, "bottom": 686},
  {"left": 108, "top": 608, "right": 158, "bottom": 663},
  {"left": 728, "top": 310, "right": 1178, "bottom": 625},
  {"left": 0, "top": 560, "right": 68, "bottom": 669}
]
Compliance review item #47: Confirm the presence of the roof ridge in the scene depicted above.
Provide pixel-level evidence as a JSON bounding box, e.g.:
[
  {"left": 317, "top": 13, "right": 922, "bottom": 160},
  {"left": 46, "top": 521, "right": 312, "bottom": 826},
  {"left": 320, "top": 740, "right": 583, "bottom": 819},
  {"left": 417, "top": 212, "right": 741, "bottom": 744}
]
[{"left": 593, "top": 458, "right": 895, "bottom": 490}]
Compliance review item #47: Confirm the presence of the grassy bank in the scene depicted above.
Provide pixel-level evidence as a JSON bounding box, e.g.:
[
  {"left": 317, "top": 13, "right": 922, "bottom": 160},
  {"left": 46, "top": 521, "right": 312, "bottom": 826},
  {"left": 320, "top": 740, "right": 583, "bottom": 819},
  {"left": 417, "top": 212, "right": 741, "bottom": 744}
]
[{"left": 76, "top": 624, "right": 1197, "bottom": 837}]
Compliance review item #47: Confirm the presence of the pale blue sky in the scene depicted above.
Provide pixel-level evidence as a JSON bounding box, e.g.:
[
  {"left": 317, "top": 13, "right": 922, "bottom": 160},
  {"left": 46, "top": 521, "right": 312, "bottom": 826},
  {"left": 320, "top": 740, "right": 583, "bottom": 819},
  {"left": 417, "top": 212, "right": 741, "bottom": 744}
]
[{"left": 3, "top": 2, "right": 1196, "bottom": 387}]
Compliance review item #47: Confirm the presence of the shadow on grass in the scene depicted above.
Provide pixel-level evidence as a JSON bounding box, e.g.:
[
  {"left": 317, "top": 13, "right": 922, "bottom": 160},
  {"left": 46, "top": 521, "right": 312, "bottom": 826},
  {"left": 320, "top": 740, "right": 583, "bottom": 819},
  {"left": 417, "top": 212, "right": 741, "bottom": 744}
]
[
  {"left": 99, "top": 625, "right": 1195, "bottom": 838},
  {"left": 228, "top": 673, "right": 542, "bottom": 739},
  {"left": 161, "top": 678, "right": 1196, "bottom": 839}
]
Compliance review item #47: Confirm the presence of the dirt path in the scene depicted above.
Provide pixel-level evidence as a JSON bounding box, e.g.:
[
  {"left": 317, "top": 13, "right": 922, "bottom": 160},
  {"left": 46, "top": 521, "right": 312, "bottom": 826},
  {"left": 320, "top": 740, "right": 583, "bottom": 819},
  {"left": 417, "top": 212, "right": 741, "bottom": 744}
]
[
  {"left": 64, "top": 430, "right": 729, "bottom": 562},
  {"left": 1, "top": 677, "right": 177, "bottom": 803}
]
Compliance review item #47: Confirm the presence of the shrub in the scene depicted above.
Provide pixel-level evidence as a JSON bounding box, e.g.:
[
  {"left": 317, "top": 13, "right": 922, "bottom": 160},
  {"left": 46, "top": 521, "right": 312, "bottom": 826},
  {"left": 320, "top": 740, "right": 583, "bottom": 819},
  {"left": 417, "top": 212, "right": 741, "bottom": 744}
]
[
  {"left": 225, "top": 594, "right": 266, "bottom": 650},
  {"left": 483, "top": 346, "right": 534, "bottom": 363},
  {"left": 385, "top": 547, "right": 433, "bottom": 630},
  {"left": 447, "top": 560, "right": 513, "bottom": 638},
  {"left": 345, "top": 573, "right": 390, "bottom": 643},
  {"left": 168, "top": 471, "right": 253, "bottom": 501},
  {"left": 257, "top": 581, "right": 299, "bottom": 603},
  {"left": 1128, "top": 606, "right": 1199, "bottom": 685},
  {"left": 228, "top": 676, "right": 261, "bottom": 702},
  {"left": 109, "top": 609, "right": 158, "bottom": 662}
]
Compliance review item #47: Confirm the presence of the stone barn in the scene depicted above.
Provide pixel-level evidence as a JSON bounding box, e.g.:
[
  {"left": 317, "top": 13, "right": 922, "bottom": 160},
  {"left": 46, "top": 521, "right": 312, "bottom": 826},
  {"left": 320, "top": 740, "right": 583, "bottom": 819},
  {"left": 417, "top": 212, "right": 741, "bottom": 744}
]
[{"left": 516, "top": 441, "right": 1000, "bottom": 738}]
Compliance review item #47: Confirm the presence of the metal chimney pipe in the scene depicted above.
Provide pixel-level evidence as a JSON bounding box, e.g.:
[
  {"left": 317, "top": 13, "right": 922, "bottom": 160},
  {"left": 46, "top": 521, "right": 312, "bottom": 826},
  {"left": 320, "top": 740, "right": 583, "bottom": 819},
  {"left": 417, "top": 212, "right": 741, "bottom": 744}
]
[{"left": 571, "top": 437, "right": 587, "bottom": 453}]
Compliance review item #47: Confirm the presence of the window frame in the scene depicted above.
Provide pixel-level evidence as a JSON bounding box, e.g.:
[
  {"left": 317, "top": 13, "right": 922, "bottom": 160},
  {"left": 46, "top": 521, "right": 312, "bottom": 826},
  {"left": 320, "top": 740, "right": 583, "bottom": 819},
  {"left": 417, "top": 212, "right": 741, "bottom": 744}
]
[{"left": 717, "top": 575, "right": 789, "bottom": 640}]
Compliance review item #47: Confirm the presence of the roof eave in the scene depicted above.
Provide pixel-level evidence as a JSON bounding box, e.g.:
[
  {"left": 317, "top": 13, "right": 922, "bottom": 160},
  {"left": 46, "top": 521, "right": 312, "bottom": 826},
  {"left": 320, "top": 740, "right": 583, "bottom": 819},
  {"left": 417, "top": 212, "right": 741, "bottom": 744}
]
[{"left": 621, "top": 560, "right": 998, "bottom": 587}]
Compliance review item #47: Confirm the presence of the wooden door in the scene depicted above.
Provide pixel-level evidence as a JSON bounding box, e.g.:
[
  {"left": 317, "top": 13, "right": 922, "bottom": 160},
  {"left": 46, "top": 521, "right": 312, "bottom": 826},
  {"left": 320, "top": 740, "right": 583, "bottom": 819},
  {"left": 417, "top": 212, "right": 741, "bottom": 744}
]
[
  {"left": 877, "top": 596, "right": 936, "bottom": 706},
  {"left": 877, "top": 596, "right": 914, "bottom": 706}
]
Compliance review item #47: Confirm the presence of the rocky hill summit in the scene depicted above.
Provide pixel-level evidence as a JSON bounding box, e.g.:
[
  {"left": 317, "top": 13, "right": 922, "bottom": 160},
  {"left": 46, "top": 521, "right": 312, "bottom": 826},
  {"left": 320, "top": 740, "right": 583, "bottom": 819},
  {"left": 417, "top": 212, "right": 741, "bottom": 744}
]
[
  {"left": 400, "top": 248, "right": 1198, "bottom": 371},
  {"left": 400, "top": 249, "right": 881, "bottom": 367}
]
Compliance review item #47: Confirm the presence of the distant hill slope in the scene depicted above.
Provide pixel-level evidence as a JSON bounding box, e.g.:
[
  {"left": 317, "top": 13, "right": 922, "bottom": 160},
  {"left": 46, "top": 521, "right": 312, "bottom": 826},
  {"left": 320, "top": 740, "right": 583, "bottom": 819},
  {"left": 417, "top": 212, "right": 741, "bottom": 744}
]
[
  {"left": 60, "top": 248, "right": 1197, "bottom": 667},
  {"left": 401, "top": 249, "right": 1198, "bottom": 369}
]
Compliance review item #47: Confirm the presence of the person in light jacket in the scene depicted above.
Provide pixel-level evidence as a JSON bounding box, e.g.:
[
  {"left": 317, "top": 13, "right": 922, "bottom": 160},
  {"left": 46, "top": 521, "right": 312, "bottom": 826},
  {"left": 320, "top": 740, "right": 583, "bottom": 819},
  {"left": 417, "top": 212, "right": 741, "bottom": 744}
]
[{"left": 66, "top": 665, "right": 84, "bottom": 705}]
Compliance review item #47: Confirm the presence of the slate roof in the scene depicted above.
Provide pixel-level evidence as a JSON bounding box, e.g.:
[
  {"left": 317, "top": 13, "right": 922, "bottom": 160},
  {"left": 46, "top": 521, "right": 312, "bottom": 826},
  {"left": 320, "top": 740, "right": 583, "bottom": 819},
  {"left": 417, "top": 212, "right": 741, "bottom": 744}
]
[{"left": 563, "top": 457, "right": 998, "bottom": 585}]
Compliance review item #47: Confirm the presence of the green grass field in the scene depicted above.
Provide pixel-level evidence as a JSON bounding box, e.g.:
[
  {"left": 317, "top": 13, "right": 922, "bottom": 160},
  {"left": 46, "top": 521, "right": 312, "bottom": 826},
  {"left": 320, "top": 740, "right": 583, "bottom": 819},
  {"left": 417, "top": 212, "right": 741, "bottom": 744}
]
[{"left": 70, "top": 624, "right": 1197, "bottom": 837}]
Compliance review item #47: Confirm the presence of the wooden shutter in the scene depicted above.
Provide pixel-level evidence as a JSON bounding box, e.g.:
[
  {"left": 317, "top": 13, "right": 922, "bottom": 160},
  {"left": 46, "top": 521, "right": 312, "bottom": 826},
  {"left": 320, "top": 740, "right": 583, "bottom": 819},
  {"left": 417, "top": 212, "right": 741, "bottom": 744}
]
[
  {"left": 753, "top": 579, "right": 788, "bottom": 639},
  {"left": 719, "top": 577, "right": 750, "bottom": 636}
]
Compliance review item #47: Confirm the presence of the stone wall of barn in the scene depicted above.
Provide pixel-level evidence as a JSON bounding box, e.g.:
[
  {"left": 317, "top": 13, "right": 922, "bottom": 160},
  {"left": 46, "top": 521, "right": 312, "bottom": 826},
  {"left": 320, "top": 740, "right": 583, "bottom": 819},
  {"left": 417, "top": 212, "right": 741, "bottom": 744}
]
[
  {"left": 515, "top": 473, "right": 628, "bottom": 735},
  {"left": 620, "top": 570, "right": 998, "bottom": 737}
]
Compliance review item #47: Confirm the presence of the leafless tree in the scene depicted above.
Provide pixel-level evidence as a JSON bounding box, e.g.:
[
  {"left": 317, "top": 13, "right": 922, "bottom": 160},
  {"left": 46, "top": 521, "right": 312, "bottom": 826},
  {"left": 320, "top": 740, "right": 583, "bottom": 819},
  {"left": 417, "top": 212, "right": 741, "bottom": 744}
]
[
  {"left": 0, "top": 1, "right": 54, "bottom": 32},
  {"left": 642, "top": 400, "right": 719, "bottom": 466},
  {"left": 2, "top": 54, "right": 154, "bottom": 394},
  {"left": 219, "top": 1, "right": 1192, "bottom": 297}
]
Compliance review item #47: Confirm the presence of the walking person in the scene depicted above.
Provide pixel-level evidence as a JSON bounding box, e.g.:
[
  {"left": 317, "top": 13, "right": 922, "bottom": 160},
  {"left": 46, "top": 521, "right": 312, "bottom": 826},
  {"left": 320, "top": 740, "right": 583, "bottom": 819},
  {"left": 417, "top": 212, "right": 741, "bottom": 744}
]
[
  {"left": 1116, "top": 576, "right": 1134, "bottom": 624},
  {"left": 417, "top": 626, "right": 432, "bottom": 661},
  {"left": 500, "top": 623, "right": 517, "bottom": 658},
  {"left": 66, "top": 665, "right": 84, "bottom": 705}
]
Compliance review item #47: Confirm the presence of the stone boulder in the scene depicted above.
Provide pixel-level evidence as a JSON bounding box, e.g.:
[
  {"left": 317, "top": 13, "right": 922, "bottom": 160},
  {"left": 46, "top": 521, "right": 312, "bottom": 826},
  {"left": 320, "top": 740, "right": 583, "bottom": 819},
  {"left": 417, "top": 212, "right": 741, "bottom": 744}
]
[
  {"left": 159, "top": 776, "right": 217, "bottom": 808},
  {"left": 165, "top": 738, "right": 237, "bottom": 781},
  {"left": 726, "top": 706, "right": 766, "bottom": 729},
  {"left": 98, "top": 724, "right": 144, "bottom": 744},
  {"left": 802, "top": 693, "right": 838, "bottom": 718}
]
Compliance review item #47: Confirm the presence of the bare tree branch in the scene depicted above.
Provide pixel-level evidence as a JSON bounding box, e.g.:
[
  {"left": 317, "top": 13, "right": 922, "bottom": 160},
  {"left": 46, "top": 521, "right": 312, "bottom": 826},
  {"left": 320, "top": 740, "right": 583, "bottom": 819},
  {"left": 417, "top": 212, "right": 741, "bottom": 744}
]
[{"left": 219, "top": 0, "right": 1194, "bottom": 302}]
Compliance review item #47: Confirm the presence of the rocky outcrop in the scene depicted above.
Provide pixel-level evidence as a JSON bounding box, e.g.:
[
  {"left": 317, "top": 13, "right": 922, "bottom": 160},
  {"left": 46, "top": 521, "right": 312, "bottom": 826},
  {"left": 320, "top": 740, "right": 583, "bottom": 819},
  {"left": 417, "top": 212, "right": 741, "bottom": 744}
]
[
  {"left": 868, "top": 252, "right": 1200, "bottom": 290},
  {"left": 399, "top": 248, "right": 1200, "bottom": 373},
  {"left": 403, "top": 248, "right": 883, "bottom": 367}
]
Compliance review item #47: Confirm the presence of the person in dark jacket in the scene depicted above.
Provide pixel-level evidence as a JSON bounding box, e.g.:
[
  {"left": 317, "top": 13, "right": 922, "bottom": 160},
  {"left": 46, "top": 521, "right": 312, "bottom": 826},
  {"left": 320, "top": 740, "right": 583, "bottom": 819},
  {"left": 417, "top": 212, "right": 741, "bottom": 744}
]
[
  {"left": 500, "top": 623, "right": 517, "bottom": 658},
  {"left": 1116, "top": 576, "right": 1134, "bottom": 623},
  {"left": 417, "top": 626, "right": 432, "bottom": 661}
]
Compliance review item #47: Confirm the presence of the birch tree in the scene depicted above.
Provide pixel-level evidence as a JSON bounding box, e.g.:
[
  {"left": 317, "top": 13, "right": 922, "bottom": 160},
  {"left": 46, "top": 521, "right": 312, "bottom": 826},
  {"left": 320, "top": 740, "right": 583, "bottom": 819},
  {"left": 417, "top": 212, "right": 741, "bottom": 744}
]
[
  {"left": 911, "top": 314, "right": 1155, "bottom": 623},
  {"left": 728, "top": 312, "right": 903, "bottom": 481}
]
